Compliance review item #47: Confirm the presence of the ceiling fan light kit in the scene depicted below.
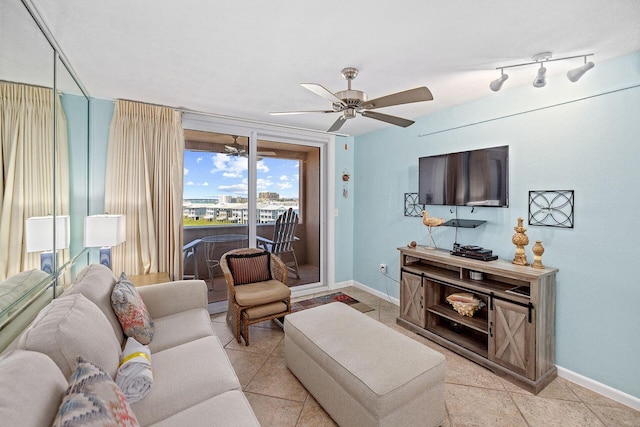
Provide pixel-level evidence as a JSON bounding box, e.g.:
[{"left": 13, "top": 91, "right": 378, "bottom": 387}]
[
  {"left": 490, "top": 52, "right": 595, "bottom": 92},
  {"left": 270, "top": 67, "right": 434, "bottom": 132}
]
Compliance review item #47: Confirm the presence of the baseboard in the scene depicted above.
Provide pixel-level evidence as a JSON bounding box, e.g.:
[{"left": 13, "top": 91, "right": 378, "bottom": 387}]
[
  {"left": 557, "top": 366, "right": 640, "bottom": 411},
  {"left": 350, "top": 281, "right": 399, "bottom": 305}
]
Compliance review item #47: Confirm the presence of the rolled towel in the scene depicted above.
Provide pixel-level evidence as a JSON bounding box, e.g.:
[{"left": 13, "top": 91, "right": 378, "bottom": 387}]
[{"left": 116, "top": 337, "right": 153, "bottom": 403}]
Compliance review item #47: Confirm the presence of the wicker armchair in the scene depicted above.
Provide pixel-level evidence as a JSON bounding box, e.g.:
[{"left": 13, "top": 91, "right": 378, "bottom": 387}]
[{"left": 220, "top": 248, "right": 291, "bottom": 345}]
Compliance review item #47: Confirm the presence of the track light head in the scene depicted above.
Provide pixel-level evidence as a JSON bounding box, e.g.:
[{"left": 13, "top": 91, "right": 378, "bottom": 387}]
[
  {"left": 533, "top": 65, "right": 547, "bottom": 88},
  {"left": 490, "top": 70, "right": 509, "bottom": 92},
  {"left": 567, "top": 60, "right": 595, "bottom": 82}
]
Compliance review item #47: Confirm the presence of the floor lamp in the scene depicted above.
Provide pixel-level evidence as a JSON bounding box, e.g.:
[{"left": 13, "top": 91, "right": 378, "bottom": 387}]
[
  {"left": 25, "top": 215, "right": 70, "bottom": 274},
  {"left": 84, "top": 214, "right": 126, "bottom": 270}
]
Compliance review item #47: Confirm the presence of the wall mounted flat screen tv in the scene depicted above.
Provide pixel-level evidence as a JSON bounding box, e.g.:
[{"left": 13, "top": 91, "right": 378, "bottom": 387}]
[{"left": 418, "top": 145, "right": 509, "bottom": 207}]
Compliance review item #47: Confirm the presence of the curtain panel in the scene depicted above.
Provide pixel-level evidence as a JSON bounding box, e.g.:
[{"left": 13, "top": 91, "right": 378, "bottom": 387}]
[
  {"left": 0, "top": 82, "right": 69, "bottom": 280},
  {"left": 105, "top": 100, "right": 184, "bottom": 279}
]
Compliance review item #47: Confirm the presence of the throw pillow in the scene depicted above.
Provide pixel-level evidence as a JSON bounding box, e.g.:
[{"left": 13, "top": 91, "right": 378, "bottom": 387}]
[
  {"left": 227, "top": 251, "right": 272, "bottom": 285},
  {"left": 111, "top": 273, "right": 154, "bottom": 345},
  {"left": 53, "top": 357, "right": 140, "bottom": 427}
]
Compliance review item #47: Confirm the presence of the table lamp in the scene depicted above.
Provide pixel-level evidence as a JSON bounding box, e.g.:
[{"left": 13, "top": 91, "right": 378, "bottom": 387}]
[
  {"left": 84, "top": 214, "right": 126, "bottom": 269},
  {"left": 25, "top": 215, "right": 70, "bottom": 274}
]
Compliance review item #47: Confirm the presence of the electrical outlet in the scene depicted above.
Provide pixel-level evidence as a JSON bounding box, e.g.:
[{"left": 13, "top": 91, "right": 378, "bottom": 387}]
[{"left": 379, "top": 263, "right": 387, "bottom": 274}]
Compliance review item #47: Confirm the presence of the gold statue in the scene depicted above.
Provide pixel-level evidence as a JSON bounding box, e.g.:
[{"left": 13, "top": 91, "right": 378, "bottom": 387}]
[{"left": 512, "top": 217, "right": 530, "bottom": 265}]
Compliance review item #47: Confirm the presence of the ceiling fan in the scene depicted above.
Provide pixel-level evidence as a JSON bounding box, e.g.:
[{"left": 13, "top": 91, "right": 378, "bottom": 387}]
[
  {"left": 225, "top": 136, "right": 276, "bottom": 159},
  {"left": 270, "top": 67, "right": 433, "bottom": 132}
]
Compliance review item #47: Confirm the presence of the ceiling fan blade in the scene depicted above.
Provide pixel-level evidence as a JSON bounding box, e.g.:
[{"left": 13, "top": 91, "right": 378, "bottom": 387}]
[
  {"left": 363, "top": 87, "right": 433, "bottom": 110},
  {"left": 225, "top": 145, "right": 238, "bottom": 152},
  {"left": 301, "top": 83, "right": 346, "bottom": 107},
  {"left": 269, "top": 109, "right": 336, "bottom": 115},
  {"left": 327, "top": 115, "right": 347, "bottom": 132},
  {"left": 361, "top": 111, "right": 415, "bottom": 128}
]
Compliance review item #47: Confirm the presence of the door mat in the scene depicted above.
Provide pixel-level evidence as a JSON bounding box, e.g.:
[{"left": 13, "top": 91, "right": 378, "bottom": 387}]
[{"left": 291, "top": 292, "right": 374, "bottom": 314}]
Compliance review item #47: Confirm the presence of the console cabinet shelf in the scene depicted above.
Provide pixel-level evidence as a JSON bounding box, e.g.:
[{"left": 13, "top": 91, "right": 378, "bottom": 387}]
[{"left": 397, "top": 246, "right": 558, "bottom": 394}]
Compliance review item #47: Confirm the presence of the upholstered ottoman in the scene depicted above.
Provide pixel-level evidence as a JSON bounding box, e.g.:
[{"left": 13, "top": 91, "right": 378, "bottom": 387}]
[{"left": 284, "top": 302, "right": 446, "bottom": 427}]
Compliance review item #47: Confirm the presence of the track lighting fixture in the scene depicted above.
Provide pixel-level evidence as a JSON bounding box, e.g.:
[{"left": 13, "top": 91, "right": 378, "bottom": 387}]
[
  {"left": 567, "top": 57, "right": 595, "bottom": 82},
  {"left": 489, "top": 52, "right": 594, "bottom": 92},
  {"left": 489, "top": 69, "right": 509, "bottom": 92},
  {"left": 532, "top": 64, "right": 547, "bottom": 88}
]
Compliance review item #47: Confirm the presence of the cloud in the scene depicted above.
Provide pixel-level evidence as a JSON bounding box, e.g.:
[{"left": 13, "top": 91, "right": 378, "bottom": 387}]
[
  {"left": 277, "top": 182, "right": 293, "bottom": 190},
  {"left": 186, "top": 181, "right": 194, "bottom": 186},
  {"left": 279, "top": 175, "right": 288, "bottom": 181},
  {"left": 257, "top": 161, "right": 269, "bottom": 173},
  {"left": 184, "top": 168, "right": 189, "bottom": 175},
  {"left": 196, "top": 157, "right": 203, "bottom": 163},
  {"left": 218, "top": 183, "right": 248, "bottom": 195}
]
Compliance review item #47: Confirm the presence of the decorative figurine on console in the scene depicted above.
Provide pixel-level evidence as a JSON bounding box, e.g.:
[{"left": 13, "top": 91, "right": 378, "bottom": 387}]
[
  {"left": 422, "top": 210, "right": 444, "bottom": 250},
  {"left": 531, "top": 240, "right": 545, "bottom": 268},
  {"left": 511, "top": 217, "right": 529, "bottom": 265}
]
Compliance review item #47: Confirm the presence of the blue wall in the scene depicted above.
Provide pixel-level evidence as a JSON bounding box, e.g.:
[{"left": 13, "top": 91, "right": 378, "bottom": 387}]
[
  {"left": 60, "top": 94, "right": 89, "bottom": 261},
  {"left": 349, "top": 53, "right": 640, "bottom": 398},
  {"left": 333, "top": 135, "right": 355, "bottom": 283}
]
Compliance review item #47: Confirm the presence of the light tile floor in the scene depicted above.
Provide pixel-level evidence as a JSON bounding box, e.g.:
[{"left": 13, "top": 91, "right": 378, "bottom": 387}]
[{"left": 211, "top": 287, "right": 640, "bottom": 427}]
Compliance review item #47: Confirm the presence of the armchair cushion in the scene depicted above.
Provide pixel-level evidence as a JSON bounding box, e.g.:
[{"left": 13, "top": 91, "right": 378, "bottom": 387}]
[
  {"left": 226, "top": 251, "right": 271, "bottom": 285},
  {"left": 234, "top": 279, "right": 290, "bottom": 306},
  {"left": 111, "top": 273, "right": 155, "bottom": 345}
]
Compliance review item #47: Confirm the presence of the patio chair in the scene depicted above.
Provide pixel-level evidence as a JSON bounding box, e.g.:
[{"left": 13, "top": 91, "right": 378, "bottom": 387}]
[
  {"left": 220, "top": 248, "right": 291, "bottom": 345},
  {"left": 256, "top": 208, "right": 300, "bottom": 278}
]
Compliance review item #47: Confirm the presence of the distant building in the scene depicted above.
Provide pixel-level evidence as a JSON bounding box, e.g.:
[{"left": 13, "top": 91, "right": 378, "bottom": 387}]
[
  {"left": 258, "top": 192, "right": 280, "bottom": 200},
  {"left": 183, "top": 199, "right": 298, "bottom": 225}
]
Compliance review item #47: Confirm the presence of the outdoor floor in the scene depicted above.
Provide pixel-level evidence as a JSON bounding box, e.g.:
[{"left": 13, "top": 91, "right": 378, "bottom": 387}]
[{"left": 210, "top": 286, "right": 640, "bottom": 427}]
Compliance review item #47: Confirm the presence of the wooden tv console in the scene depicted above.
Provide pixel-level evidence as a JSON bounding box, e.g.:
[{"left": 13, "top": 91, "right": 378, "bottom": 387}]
[{"left": 397, "top": 246, "right": 558, "bottom": 394}]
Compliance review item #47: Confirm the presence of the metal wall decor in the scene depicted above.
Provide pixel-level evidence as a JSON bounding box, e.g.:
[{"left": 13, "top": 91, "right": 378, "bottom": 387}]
[
  {"left": 404, "top": 193, "right": 424, "bottom": 217},
  {"left": 528, "top": 190, "right": 574, "bottom": 228}
]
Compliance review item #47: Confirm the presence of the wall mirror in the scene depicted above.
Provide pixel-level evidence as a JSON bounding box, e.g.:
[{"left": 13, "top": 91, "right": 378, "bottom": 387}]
[{"left": 0, "top": 0, "right": 90, "bottom": 347}]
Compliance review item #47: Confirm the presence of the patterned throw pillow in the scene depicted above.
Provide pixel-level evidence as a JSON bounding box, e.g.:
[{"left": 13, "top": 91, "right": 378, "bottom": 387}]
[
  {"left": 227, "top": 251, "right": 272, "bottom": 285},
  {"left": 111, "top": 273, "right": 154, "bottom": 345},
  {"left": 53, "top": 357, "right": 140, "bottom": 427}
]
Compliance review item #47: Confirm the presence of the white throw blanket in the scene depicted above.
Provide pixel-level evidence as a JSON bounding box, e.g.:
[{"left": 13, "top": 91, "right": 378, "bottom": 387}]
[{"left": 116, "top": 337, "right": 153, "bottom": 403}]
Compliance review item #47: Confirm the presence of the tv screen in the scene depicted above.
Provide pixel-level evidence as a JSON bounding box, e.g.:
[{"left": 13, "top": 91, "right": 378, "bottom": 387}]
[{"left": 418, "top": 145, "right": 509, "bottom": 207}]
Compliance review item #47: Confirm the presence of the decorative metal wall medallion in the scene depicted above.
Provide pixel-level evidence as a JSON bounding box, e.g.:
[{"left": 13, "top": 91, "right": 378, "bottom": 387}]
[
  {"left": 528, "top": 190, "right": 574, "bottom": 228},
  {"left": 404, "top": 193, "right": 424, "bottom": 217}
]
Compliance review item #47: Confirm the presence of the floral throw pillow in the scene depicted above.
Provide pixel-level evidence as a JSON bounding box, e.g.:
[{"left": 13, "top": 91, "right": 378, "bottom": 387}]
[
  {"left": 53, "top": 357, "right": 140, "bottom": 427},
  {"left": 111, "top": 273, "right": 154, "bottom": 345}
]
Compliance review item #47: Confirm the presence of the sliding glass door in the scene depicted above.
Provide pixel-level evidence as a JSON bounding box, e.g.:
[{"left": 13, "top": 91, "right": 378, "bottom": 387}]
[{"left": 182, "top": 116, "right": 329, "bottom": 312}]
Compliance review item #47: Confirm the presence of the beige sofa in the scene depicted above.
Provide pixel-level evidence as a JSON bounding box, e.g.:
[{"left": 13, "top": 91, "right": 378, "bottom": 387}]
[{"left": 0, "top": 264, "right": 259, "bottom": 426}]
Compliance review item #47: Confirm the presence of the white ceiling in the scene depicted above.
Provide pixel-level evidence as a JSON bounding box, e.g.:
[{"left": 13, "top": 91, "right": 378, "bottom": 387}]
[{"left": 8, "top": 0, "right": 640, "bottom": 136}]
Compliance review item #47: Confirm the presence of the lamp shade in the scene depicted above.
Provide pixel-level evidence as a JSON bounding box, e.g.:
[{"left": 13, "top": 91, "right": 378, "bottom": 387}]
[
  {"left": 84, "top": 215, "right": 126, "bottom": 247},
  {"left": 25, "top": 215, "right": 70, "bottom": 252}
]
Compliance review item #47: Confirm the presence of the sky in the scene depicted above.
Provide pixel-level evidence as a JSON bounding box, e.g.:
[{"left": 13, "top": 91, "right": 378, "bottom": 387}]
[{"left": 183, "top": 151, "right": 299, "bottom": 200}]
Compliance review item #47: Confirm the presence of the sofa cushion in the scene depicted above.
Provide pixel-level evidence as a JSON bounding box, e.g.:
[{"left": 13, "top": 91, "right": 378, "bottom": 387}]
[
  {"left": 131, "top": 336, "right": 242, "bottom": 426},
  {"left": 147, "top": 308, "right": 214, "bottom": 353},
  {"left": 112, "top": 273, "right": 155, "bottom": 345},
  {"left": 226, "top": 251, "right": 271, "bottom": 285},
  {"left": 150, "top": 390, "right": 260, "bottom": 427},
  {"left": 53, "top": 356, "right": 140, "bottom": 427},
  {"left": 0, "top": 350, "right": 67, "bottom": 427},
  {"left": 65, "top": 263, "right": 124, "bottom": 344},
  {"left": 0, "top": 268, "right": 49, "bottom": 313},
  {"left": 18, "top": 293, "right": 121, "bottom": 379}
]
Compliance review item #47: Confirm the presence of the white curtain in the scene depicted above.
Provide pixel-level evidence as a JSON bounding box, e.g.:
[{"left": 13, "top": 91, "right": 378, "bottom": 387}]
[
  {"left": 105, "top": 100, "right": 184, "bottom": 279},
  {"left": 0, "top": 82, "right": 69, "bottom": 280}
]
